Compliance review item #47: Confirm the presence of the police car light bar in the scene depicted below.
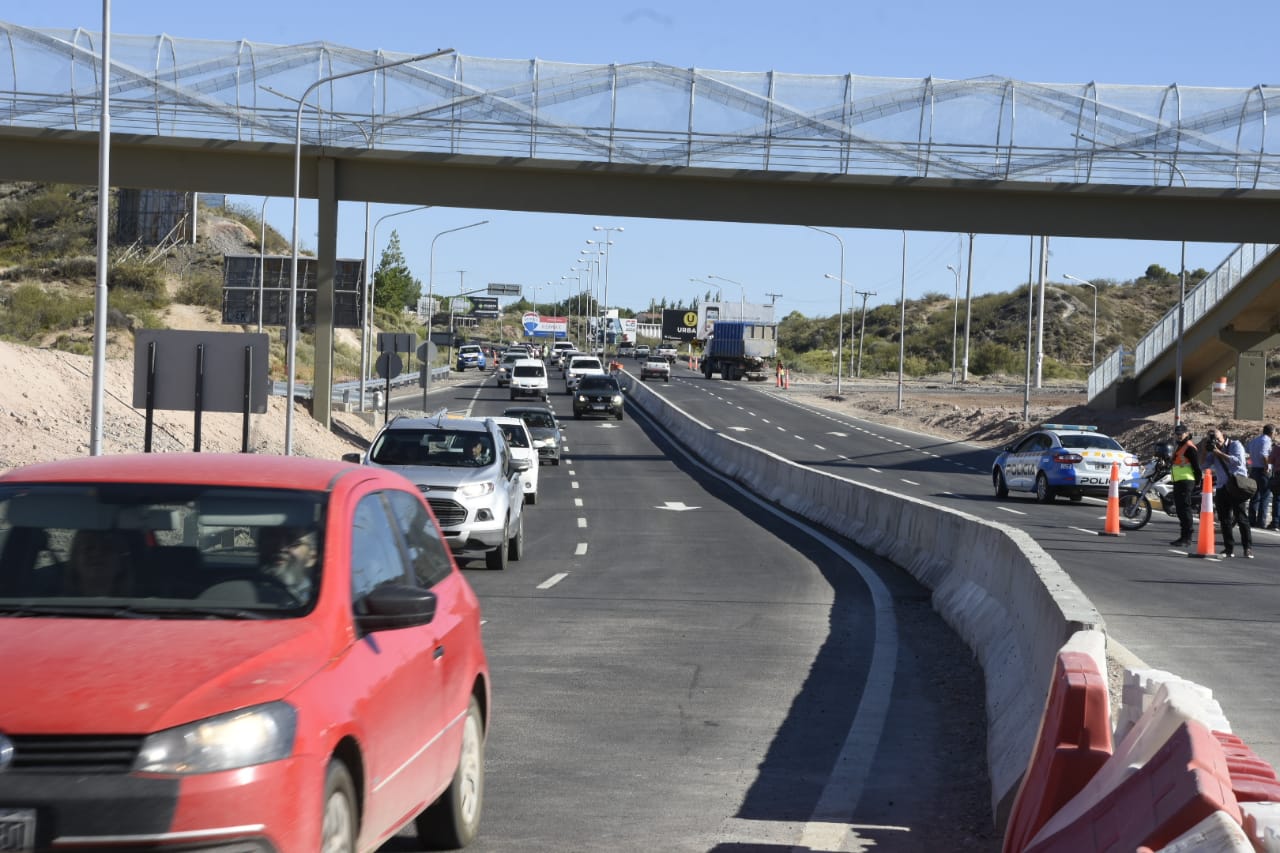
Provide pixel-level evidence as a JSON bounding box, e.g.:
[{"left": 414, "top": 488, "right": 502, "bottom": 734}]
[{"left": 1041, "top": 423, "right": 1098, "bottom": 431}]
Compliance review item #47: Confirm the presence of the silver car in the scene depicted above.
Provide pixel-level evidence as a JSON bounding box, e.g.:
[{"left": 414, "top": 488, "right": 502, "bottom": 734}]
[{"left": 346, "top": 414, "right": 529, "bottom": 570}]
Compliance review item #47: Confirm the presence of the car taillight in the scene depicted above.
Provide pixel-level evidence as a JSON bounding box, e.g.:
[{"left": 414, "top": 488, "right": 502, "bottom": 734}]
[{"left": 1052, "top": 452, "right": 1083, "bottom": 464}]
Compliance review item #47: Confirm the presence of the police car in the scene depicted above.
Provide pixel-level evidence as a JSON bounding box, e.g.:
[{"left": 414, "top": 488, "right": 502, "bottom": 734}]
[{"left": 992, "top": 423, "right": 1141, "bottom": 502}]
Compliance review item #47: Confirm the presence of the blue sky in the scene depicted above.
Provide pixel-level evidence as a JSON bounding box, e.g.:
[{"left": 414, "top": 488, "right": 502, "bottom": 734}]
[{"left": 15, "top": 2, "right": 1276, "bottom": 319}]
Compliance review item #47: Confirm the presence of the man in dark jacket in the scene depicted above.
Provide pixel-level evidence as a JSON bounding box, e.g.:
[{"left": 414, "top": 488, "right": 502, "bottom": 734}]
[{"left": 1169, "top": 424, "right": 1203, "bottom": 547}]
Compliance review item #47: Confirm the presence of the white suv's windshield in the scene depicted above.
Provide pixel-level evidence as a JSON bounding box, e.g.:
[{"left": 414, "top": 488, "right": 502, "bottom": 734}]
[
  {"left": 569, "top": 357, "right": 602, "bottom": 371},
  {"left": 370, "top": 429, "right": 495, "bottom": 467}
]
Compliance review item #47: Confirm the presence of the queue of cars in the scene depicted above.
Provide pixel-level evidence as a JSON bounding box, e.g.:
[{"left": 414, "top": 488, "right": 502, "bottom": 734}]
[{"left": 0, "top": 338, "right": 657, "bottom": 853}]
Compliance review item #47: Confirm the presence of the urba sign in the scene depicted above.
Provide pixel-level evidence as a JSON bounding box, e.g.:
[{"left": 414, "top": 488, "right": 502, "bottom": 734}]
[{"left": 662, "top": 309, "right": 698, "bottom": 341}]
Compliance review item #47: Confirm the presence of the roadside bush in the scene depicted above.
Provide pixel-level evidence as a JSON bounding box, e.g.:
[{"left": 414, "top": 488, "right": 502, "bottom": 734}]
[
  {"left": 108, "top": 259, "right": 168, "bottom": 307},
  {"left": 176, "top": 269, "right": 223, "bottom": 309},
  {"left": 0, "top": 285, "right": 92, "bottom": 342},
  {"left": 109, "top": 289, "right": 165, "bottom": 328}
]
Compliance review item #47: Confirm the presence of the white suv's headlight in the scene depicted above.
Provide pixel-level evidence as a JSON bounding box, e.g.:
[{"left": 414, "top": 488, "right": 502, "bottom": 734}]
[
  {"left": 134, "top": 702, "right": 297, "bottom": 774},
  {"left": 459, "top": 481, "right": 496, "bottom": 498},
  {"left": 611, "top": 395, "right": 623, "bottom": 404}
]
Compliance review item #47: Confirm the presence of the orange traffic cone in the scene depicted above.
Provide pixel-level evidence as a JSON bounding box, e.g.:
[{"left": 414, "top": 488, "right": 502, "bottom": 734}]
[
  {"left": 1100, "top": 462, "right": 1122, "bottom": 536},
  {"left": 1192, "top": 469, "right": 1216, "bottom": 558}
]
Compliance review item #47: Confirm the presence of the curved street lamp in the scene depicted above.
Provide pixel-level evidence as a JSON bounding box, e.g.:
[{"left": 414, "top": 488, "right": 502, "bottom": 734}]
[
  {"left": 1063, "top": 273, "right": 1099, "bottom": 376},
  {"left": 946, "top": 264, "right": 961, "bottom": 385},
  {"left": 285, "top": 46, "right": 454, "bottom": 454},
  {"left": 808, "top": 226, "right": 846, "bottom": 394}
]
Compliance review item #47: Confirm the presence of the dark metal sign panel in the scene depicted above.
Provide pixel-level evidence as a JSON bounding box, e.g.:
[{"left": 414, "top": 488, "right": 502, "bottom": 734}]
[
  {"left": 488, "top": 282, "right": 522, "bottom": 296},
  {"left": 220, "top": 255, "right": 364, "bottom": 328},
  {"left": 131, "top": 330, "right": 270, "bottom": 413},
  {"left": 662, "top": 309, "right": 699, "bottom": 342}
]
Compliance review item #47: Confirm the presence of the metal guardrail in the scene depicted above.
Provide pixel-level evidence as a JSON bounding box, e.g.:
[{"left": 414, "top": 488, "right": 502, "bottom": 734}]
[
  {"left": 273, "top": 367, "right": 451, "bottom": 401},
  {"left": 1132, "top": 243, "right": 1277, "bottom": 376},
  {"left": 1087, "top": 242, "right": 1277, "bottom": 402}
]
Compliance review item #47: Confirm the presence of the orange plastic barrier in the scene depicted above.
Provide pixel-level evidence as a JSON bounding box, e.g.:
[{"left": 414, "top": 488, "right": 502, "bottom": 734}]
[
  {"left": 1193, "top": 469, "right": 1216, "bottom": 557},
  {"left": 1002, "top": 651, "right": 1113, "bottom": 853},
  {"left": 1023, "top": 720, "right": 1240, "bottom": 852}
]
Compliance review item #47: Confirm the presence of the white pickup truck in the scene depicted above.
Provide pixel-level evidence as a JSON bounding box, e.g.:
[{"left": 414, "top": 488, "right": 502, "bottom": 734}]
[
  {"left": 656, "top": 344, "right": 679, "bottom": 363},
  {"left": 564, "top": 355, "right": 605, "bottom": 393}
]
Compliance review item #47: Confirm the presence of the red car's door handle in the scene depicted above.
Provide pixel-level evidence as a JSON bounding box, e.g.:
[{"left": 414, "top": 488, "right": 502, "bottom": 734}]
[{"left": 434, "top": 645, "right": 445, "bottom": 660}]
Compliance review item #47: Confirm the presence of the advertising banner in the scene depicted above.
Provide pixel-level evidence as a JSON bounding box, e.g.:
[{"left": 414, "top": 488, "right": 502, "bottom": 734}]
[
  {"left": 522, "top": 312, "right": 569, "bottom": 338},
  {"left": 662, "top": 309, "right": 699, "bottom": 342}
]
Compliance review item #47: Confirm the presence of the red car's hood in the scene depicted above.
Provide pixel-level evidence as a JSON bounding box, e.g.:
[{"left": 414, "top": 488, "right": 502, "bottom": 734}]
[{"left": 0, "top": 617, "right": 336, "bottom": 734}]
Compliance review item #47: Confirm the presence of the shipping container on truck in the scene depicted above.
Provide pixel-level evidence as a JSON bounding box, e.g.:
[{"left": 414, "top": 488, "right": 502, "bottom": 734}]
[{"left": 700, "top": 320, "right": 777, "bottom": 381}]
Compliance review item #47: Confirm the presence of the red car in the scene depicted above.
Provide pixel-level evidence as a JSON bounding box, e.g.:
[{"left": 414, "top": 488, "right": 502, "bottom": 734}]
[{"left": 0, "top": 453, "right": 490, "bottom": 852}]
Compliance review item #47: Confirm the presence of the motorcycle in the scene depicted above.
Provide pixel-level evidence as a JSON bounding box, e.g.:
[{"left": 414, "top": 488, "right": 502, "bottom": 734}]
[{"left": 1118, "top": 455, "right": 1181, "bottom": 530}]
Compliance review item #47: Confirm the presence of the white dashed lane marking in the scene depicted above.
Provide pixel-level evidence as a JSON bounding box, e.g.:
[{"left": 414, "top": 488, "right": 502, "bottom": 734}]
[
  {"left": 537, "top": 573, "right": 570, "bottom": 590},
  {"left": 574, "top": 543, "right": 588, "bottom": 556}
]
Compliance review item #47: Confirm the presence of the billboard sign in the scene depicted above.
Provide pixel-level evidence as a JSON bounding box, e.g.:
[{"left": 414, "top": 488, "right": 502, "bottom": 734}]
[
  {"left": 523, "top": 313, "right": 568, "bottom": 338},
  {"left": 662, "top": 309, "right": 699, "bottom": 342}
]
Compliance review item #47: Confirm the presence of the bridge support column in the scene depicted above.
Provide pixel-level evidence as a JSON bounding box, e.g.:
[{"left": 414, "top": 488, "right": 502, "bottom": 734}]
[
  {"left": 312, "top": 157, "right": 337, "bottom": 430},
  {"left": 1219, "top": 328, "right": 1280, "bottom": 421}
]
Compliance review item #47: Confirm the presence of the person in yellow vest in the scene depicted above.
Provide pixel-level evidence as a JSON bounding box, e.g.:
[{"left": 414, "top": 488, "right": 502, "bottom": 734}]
[{"left": 1169, "top": 424, "right": 1203, "bottom": 547}]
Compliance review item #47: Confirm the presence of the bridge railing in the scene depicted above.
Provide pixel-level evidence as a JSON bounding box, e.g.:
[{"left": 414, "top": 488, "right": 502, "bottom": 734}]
[
  {"left": 1087, "top": 347, "right": 1129, "bottom": 401},
  {"left": 1130, "top": 243, "right": 1277, "bottom": 377}
]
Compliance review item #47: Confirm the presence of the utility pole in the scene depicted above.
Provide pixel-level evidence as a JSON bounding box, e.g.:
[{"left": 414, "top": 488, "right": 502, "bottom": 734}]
[
  {"left": 854, "top": 289, "right": 876, "bottom": 379},
  {"left": 764, "top": 292, "right": 783, "bottom": 305}
]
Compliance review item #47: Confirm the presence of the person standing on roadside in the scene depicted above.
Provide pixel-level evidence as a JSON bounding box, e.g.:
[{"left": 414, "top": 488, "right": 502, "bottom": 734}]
[
  {"left": 1169, "top": 424, "right": 1202, "bottom": 547},
  {"left": 1203, "top": 428, "right": 1253, "bottom": 559},
  {"left": 1245, "top": 424, "right": 1274, "bottom": 526},
  {"left": 1269, "top": 437, "right": 1280, "bottom": 531}
]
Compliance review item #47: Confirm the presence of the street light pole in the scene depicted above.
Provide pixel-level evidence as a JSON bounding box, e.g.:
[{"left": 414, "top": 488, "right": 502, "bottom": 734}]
[
  {"left": 824, "top": 274, "right": 852, "bottom": 393},
  {"left": 708, "top": 274, "right": 746, "bottom": 320},
  {"left": 258, "top": 196, "right": 269, "bottom": 334},
  {"left": 809, "top": 226, "right": 845, "bottom": 394},
  {"left": 363, "top": 205, "right": 433, "bottom": 410},
  {"left": 285, "top": 47, "right": 453, "bottom": 454},
  {"left": 946, "top": 264, "right": 961, "bottom": 385},
  {"left": 429, "top": 219, "right": 490, "bottom": 356},
  {"left": 897, "top": 231, "right": 907, "bottom": 410},
  {"left": 592, "top": 225, "right": 624, "bottom": 355},
  {"left": 1063, "top": 274, "right": 1099, "bottom": 375}
]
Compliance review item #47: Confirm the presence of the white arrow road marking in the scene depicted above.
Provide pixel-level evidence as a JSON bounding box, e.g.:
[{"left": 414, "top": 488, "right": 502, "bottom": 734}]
[
  {"left": 537, "top": 573, "right": 570, "bottom": 590},
  {"left": 574, "top": 543, "right": 588, "bottom": 556},
  {"left": 657, "top": 501, "right": 701, "bottom": 511}
]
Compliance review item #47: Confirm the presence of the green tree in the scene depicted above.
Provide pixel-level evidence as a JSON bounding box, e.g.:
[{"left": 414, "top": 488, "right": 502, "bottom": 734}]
[{"left": 372, "top": 231, "right": 421, "bottom": 311}]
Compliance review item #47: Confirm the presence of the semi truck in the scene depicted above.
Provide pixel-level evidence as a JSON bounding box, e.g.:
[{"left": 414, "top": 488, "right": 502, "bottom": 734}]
[{"left": 700, "top": 320, "right": 778, "bottom": 381}]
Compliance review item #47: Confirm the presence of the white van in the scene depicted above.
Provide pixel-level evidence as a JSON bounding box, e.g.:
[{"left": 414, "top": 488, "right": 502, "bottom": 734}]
[{"left": 509, "top": 358, "right": 549, "bottom": 401}]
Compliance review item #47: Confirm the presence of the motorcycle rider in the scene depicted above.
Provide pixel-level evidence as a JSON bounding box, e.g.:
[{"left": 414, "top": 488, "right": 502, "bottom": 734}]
[{"left": 1169, "top": 424, "right": 1202, "bottom": 547}]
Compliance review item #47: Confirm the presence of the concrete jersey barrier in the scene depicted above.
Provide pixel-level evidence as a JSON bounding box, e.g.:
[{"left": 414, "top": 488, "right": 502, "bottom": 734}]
[{"left": 624, "top": 379, "right": 1102, "bottom": 822}]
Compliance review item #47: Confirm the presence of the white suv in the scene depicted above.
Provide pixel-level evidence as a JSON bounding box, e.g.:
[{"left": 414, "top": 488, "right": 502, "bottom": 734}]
[
  {"left": 564, "top": 355, "right": 605, "bottom": 393},
  {"left": 509, "top": 358, "right": 549, "bottom": 401},
  {"left": 346, "top": 414, "right": 530, "bottom": 570}
]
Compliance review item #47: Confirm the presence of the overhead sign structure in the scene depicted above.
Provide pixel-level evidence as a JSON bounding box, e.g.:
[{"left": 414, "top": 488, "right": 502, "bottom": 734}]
[{"left": 488, "top": 282, "right": 522, "bottom": 296}]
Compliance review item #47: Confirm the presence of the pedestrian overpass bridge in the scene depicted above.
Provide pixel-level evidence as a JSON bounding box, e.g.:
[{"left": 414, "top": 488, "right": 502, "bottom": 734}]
[{"left": 3, "top": 21, "right": 1280, "bottom": 423}]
